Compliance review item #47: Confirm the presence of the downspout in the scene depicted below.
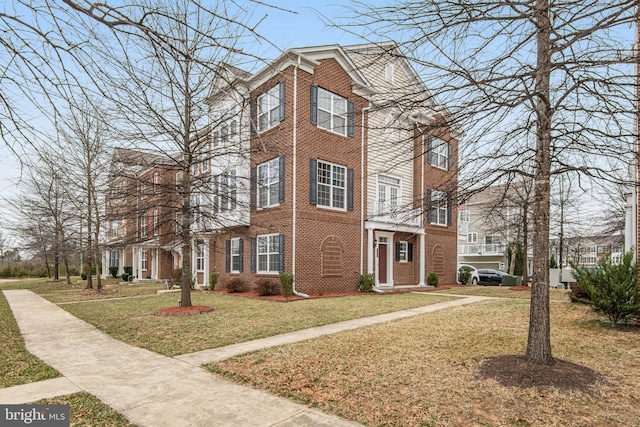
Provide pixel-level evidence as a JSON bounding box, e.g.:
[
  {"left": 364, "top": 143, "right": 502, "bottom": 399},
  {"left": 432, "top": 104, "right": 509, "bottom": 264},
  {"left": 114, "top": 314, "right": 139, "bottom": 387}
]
[
  {"left": 292, "top": 55, "right": 309, "bottom": 298},
  {"left": 360, "top": 104, "right": 371, "bottom": 274}
]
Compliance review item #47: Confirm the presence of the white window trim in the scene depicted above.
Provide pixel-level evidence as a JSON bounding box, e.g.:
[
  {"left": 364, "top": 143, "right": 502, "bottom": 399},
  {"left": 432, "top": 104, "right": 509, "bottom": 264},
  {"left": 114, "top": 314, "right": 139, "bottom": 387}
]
[
  {"left": 376, "top": 174, "right": 402, "bottom": 212},
  {"left": 230, "top": 237, "right": 241, "bottom": 273},
  {"left": 317, "top": 87, "right": 347, "bottom": 136},
  {"left": 467, "top": 232, "right": 477, "bottom": 243},
  {"left": 257, "top": 233, "right": 280, "bottom": 274},
  {"left": 317, "top": 159, "right": 347, "bottom": 211},
  {"left": 257, "top": 85, "right": 280, "bottom": 133},
  {"left": 257, "top": 158, "right": 280, "bottom": 209},
  {"left": 385, "top": 63, "right": 395, "bottom": 83},
  {"left": 398, "top": 241, "right": 408, "bottom": 263},
  {"left": 430, "top": 138, "right": 449, "bottom": 170},
  {"left": 153, "top": 210, "right": 158, "bottom": 236},
  {"left": 140, "top": 215, "right": 147, "bottom": 237},
  {"left": 196, "top": 244, "right": 205, "bottom": 272},
  {"left": 429, "top": 190, "right": 448, "bottom": 226},
  {"left": 141, "top": 250, "right": 147, "bottom": 271}
]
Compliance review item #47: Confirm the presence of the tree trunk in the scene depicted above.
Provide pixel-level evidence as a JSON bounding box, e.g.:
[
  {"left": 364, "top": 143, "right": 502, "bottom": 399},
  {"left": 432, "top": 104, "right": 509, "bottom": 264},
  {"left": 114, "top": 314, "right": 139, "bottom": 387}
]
[
  {"left": 526, "top": 0, "right": 553, "bottom": 365},
  {"left": 522, "top": 209, "right": 529, "bottom": 284},
  {"left": 63, "top": 254, "right": 71, "bottom": 285}
]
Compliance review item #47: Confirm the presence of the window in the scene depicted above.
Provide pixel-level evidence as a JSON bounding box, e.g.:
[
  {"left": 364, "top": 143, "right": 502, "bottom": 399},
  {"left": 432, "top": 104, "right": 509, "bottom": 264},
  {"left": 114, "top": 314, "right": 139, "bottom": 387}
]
[
  {"left": 153, "top": 172, "right": 159, "bottom": 193},
  {"left": 140, "top": 215, "right": 147, "bottom": 237},
  {"left": 317, "top": 88, "right": 347, "bottom": 135},
  {"left": 175, "top": 213, "right": 181, "bottom": 235},
  {"left": 219, "top": 169, "right": 237, "bottom": 211},
  {"left": 109, "top": 250, "right": 119, "bottom": 268},
  {"left": 176, "top": 172, "right": 183, "bottom": 192},
  {"left": 111, "top": 221, "right": 118, "bottom": 239},
  {"left": 231, "top": 120, "right": 237, "bottom": 136},
  {"left": 141, "top": 250, "right": 147, "bottom": 271},
  {"left": 190, "top": 193, "right": 202, "bottom": 224},
  {"left": 396, "top": 242, "right": 408, "bottom": 262},
  {"left": 377, "top": 175, "right": 400, "bottom": 212},
  {"left": 467, "top": 233, "right": 477, "bottom": 243},
  {"left": 153, "top": 210, "right": 158, "bottom": 236},
  {"left": 428, "top": 136, "right": 452, "bottom": 170},
  {"left": 196, "top": 244, "right": 205, "bottom": 271},
  {"left": 140, "top": 182, "right": 147, "bottom": 198},
  {"left": 459, "top": 210, "right": 470, "bottom": 222},
  {"left": 221, "top": 124, "right": 229, "bottom": 144},
  {"left": 227, "top": 238, "right": 243, "bottom": 273},
  {"left": 317, "top": 160, "right": 346, "bottom": 210},
  {"left": 428, "top": 190, "right": 448, "bottom": 225},
  {"left": 256, "top": 83, "right": 284, "bottom": 133},
  {"left": 485, "top": 235, "right": 500, "bottom": 245},
  {"left": 201, "top": 146, "right": 209, "bottom": 172},
  {"left": 257, "top": 158, "right": 280, "bottom": 208},
  {"left": 311, "top": 86, "right": 354, "bottom": 137},
  {"left": 192, "top": 152, "right": 199, "bottom": 175},
  {"left": 256, "top": 234, "right": 282, "bottom": 274},
  {"left": 385, "top": 63, "right": 395, "bottom": 83}
]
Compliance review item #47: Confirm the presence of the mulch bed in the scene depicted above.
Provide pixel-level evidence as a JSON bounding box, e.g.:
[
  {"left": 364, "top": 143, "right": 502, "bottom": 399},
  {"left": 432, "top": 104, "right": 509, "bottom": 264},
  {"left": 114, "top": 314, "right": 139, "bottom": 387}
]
[
  {"left": 476, "top": 354, "right": 602, "bottom": 393},
  {"left": 155, "top": 305, "right": 214, "bottom": 316}
]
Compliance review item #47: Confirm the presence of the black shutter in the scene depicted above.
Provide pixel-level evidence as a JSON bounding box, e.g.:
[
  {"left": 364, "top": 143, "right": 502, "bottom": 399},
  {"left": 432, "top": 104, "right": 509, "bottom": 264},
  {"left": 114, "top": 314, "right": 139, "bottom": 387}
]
[
  {"left": 278, "top": 156, "right": 285, "bottom": 204},
  {"left": 310, "top": 158, "right": 317, "bottom": 205},
  {"left": 230, "top": 169, "right": 237, "bottom": 210},
  {"left": 278, "top": 234, "right": 285, "bottom": 273},
  {"left": 225, "top": 240, "right": 230, "bottom": 273},
  {"left": 213, "top": 175, "right": 219, "bottom": 213},
  {"left": 279, "top": 81, "right": 285, "bottom": 122},
  {"left": 250, "top": 238, "right": 256, "bottom": 272},
  {"left": 347, "top": 100, "right": 354, "bottom": 137},
  {"left": 310, "top": 85, "right": 318, "bottom": 125},
  {"left": 395, "top": 242, "right": 400, "bottom": 261},
  {"left": 427, "top": 136, "right": 434, "bottom": 165},
  {"left": 408, "top": 243, "right": 413, "bottom": 262},
  {"left": 447, "top": 193, "right": 453, "bottom": 226},
  {"left": 347, "top": 168, "right": 354, "bottom": 211},
  {"left": 448, "top": 142, "right": 453, "bottom": 171},
  {"left": 238, "top": 239, "right": 244, "bottom": 272},
  {"left": 250, "top": 167, "right": 257, "bottom": 210},
  {"left": 250, "top": 99, "right": 257, "bottom": 135}
]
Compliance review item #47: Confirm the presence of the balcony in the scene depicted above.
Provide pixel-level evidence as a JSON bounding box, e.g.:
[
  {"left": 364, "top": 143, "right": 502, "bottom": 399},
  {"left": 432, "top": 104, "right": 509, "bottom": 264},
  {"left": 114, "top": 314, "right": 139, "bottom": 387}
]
[
  {"left": 367, "top": 202, "right": 422, "bottom": 227},
  {"left": 459, "top": 243, "right": 506, "bottom": 256}
]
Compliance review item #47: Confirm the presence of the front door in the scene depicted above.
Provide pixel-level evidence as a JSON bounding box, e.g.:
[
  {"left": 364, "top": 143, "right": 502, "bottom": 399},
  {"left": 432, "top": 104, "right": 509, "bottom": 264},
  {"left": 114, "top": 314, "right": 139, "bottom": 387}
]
[{"left": 378, "top": 242, "right": 388, "bottom": 285}]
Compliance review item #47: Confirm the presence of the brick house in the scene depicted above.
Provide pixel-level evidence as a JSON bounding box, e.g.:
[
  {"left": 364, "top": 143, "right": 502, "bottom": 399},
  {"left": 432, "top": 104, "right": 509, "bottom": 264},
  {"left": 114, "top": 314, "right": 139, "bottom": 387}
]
[{"left": 102, "top": 42, "right": 460, "bottom": 294}]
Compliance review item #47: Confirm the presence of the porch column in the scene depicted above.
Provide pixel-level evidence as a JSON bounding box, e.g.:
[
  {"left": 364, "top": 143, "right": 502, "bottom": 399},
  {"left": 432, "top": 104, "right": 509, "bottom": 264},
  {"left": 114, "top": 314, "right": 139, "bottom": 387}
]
[
  {"left": 367, "top": 228, "right": 374, "bottom": 274},
  {"left": 119, "top": 249, "right": 124, "bottom": 276},
  {"left": 418, "top": 233, "right": 426, "bottom": 286},
  {"left": 203, "top": 239, "right": 210, "bottom": 288}
]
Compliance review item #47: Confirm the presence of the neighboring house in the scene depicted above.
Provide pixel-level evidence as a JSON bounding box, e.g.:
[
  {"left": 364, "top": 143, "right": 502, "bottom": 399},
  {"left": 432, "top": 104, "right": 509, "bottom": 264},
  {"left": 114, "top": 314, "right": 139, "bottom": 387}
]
[
  {"left": 101, "top": 148, "right": 180, "bottom": 281},
  {"left": 549, "top": 234, "right": 624, "bottom": 267},
  {"left": 458, "top": 183, "right": 531, "bottom": 272},
  {"left": 101, "top": 42, "right": 460, "bottom": 294}
]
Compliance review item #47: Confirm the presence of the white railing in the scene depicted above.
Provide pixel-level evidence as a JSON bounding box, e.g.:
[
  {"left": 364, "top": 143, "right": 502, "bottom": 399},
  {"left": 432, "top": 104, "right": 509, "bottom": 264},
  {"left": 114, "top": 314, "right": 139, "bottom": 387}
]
[
  {"left": 368, "top": 202, "right": 422, "bottom": 227},
  {"left": 459, "top": 243, "right": 506, "bottom": 255}
]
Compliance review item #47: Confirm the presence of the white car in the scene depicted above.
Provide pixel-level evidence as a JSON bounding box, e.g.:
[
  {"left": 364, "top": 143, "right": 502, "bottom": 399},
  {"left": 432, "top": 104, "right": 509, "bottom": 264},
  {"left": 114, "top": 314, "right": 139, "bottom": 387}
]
[{"left": 458, "top": 264, "right": 479, "bottom": 285}]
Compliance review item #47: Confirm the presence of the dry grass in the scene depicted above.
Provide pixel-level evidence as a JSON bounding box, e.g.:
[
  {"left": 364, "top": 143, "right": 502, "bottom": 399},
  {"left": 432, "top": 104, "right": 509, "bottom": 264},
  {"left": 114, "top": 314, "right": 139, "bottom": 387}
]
[
  {"left": 430, "top": 285, "right": 571, "bottom": 301},
  {"left": 208, "top": 300, "right": 640, "bottom": 427},
  {"left": 36, "top": 392, "right": 136, "bottom": 426},
  {"left": 60, "top": 292, "right": 455, "bottom": 356}
]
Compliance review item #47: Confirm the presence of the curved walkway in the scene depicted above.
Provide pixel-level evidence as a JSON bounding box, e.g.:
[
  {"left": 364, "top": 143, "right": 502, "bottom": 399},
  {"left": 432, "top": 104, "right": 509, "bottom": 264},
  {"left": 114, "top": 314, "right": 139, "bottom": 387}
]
[{"left": 1, "top": 289, "right": 488, "bottom": 426}]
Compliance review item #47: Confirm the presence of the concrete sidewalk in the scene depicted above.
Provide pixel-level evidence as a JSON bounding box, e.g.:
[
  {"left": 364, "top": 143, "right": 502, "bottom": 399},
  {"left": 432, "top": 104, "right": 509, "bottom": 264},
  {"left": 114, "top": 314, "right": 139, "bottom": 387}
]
[{"left": 1, "top": 290, "right": 488, "bottom": 426}]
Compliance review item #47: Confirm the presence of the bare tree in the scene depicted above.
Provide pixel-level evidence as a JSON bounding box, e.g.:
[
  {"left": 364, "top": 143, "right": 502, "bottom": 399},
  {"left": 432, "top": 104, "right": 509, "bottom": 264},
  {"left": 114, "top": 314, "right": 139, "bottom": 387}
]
[{"left": 341, "top": 1, "right": 637, "bottom": 364}]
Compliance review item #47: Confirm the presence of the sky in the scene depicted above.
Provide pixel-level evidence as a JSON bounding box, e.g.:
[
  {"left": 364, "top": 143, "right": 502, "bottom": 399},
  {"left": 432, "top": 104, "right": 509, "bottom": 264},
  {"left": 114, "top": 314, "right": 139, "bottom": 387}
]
[{"left": 0, "top": 1, "right": 636, "bottom": 239}]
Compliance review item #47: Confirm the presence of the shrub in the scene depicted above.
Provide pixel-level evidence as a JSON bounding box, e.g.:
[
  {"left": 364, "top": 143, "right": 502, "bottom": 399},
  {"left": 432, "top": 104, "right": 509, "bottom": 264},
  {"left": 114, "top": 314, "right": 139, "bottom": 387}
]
[
  {"left": 571, "top": 250, "right": 640, "bottom": 327},
  {"left": 255, "top": 278, "right": 281, "bottom": 296},
  {"left": 209, "top": 272, "right": 220, "bottom": 290},
  {"left": 569, "top": 282, "right": 590, "bottom": 303},
  {"left": 359, "top": 273, "right": 375, "bottom": 292},
  {"left": 427, "top": 272, "right": 439, "bottom": 287},
  {"left": 279, "top": 273, "right": 294, "bottom": 297},
  {"left": 0, "top": 266, "right": 12, "bottom": 278},
  {"left": 80, "top": 272, "right": 87, "bottom": 280},
  {"left": 226, "top": 277, "right": 249, "bottom": 293},
  {"left": 121, "top": 273, "right": 130, "bottom": 282},
  {"left": 123, "top": 266, "right": 133, "bottom": 275},
  {"left": 458, "top": 266, "right": 472, "bottom": 285},
  {"left": 109, "top": 266, "right": 119, "bottom": 278}
]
